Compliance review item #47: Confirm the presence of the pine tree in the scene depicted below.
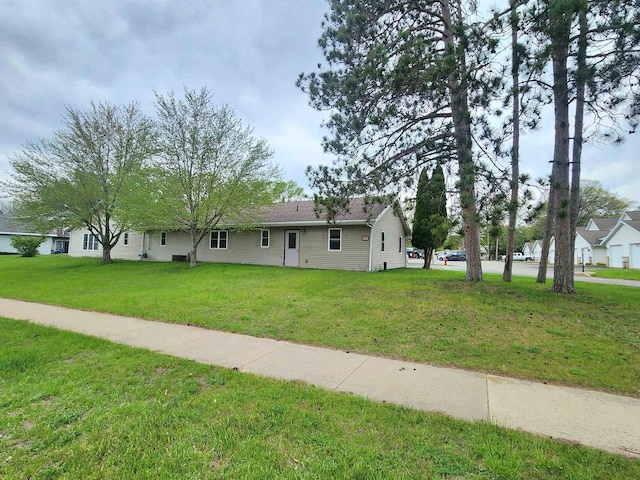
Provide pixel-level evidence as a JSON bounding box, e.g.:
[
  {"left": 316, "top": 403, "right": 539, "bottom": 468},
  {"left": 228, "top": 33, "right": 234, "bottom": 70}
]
[{"left": 412, "top": 164, "right": 448, "bottom": 269}]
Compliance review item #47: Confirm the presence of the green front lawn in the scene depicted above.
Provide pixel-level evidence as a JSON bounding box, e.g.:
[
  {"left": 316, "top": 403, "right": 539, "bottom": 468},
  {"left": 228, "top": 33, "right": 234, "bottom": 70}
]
[
  {"left": 0, "top": 255, "right": 638, "bottom": 396},
  {"left": 588, "top": 268, "right": 640, "bottom": 281},
  {"left": 2, "top": 319, "right": 638, "bottom": 479}
]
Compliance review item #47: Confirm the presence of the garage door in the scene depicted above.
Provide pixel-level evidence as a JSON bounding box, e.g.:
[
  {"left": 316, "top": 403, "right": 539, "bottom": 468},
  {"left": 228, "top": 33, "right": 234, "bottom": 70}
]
[
  {"left": 631, "top": 244, "right": 640, "bottom": 269},
  {"left": 609, "top": 244, "right": 623, "bottom": 268}
]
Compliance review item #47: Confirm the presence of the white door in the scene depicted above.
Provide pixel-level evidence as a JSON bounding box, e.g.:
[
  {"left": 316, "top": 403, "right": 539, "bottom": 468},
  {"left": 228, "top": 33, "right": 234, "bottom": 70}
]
[
  {"left": 284, "top": 230, "right": 300, "bottom": 267},
  {"left": 609, "top": 244, "right": 623, "bottom": 268},
  {"left": 630, "top": 244, "right": 640, "bottom": 269}
]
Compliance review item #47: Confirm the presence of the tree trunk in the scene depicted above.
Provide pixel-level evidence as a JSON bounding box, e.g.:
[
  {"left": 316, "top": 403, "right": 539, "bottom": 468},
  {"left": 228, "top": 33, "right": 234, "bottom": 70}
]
[
  {"left": 569, "top": 5, "right": 587, "bottom": 272},
  {"left": 536, "top": 198, "right": 554, "bottom": 283},
  {"left": 549, "top": 2, "right": 575, "bottom": 294},
  {"left": 423, "top": 247, "right": 434, "bottom": 269},
  {"left": 442, "top": 1, "right": 482, "bottom": 281},
  {"left": 102, "top": 245, "right": 113, "bottom": 264},
  {"left": 189, "top": 230, "right": 198, "bottom": 268},
  {"left": 503, "top": 0, "right": 520, "bottom": 283},
  {"left": 101, "top": 215, "right": 113, "bottom": 264}
]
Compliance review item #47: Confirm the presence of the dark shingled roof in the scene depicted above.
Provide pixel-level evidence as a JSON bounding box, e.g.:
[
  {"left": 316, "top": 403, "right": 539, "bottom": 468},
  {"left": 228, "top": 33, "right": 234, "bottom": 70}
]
[
  {"left": 0, "top": 212, "right": 31, "bottom": 234},
  {"left": 258, "top": 198, "right": 387, "bottom": 224},
  {"left": 589, "top": 217, "right": 618, "bottom": 230},
  {"left": 624, "top": 220, "right": 640, "bottom": 233},
  {"left": 576, "top": 227, "right": 607, "bottom": 245},
  {"left": 625, "top": 211, "right": 640, "bottom": 221}
]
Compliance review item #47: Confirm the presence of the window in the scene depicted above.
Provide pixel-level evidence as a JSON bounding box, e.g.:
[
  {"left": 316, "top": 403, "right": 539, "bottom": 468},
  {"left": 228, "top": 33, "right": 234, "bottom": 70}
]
[
  {"left": 210, "top": 230, "right": 228, "bottom": 249},
  {"left": 261, "top": 229, "right": 270, "bottom": 248},
  {"left": 398, "top": 236, "right": 402, "bottom": 253},
  {"left": 328, "top": 228, "right": 341, "bottom": 251},
  {"left": 123, "top": 232, "right": 129, "bottom": 246},
  {"left": 160, "top": 232, "right": 167, "bottom": 246},
  {"left": 381, "top": 231, "right": 386, "bottom": 252},
  {"left": 82, "top": 233, "right": 99, "bottom": 251}
]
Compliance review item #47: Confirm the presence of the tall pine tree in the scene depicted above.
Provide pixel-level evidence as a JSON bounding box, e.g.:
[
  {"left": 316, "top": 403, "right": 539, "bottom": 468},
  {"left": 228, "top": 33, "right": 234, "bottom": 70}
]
[{"left": 412, "top": 164, "right": 448, "bottom": 269}]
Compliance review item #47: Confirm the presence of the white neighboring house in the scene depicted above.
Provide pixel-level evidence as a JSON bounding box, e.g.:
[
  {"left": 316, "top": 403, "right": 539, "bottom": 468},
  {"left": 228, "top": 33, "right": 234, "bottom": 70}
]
[
  {"left": 531, "top": 237, "right": 555, "bottom": 264},
  {"left": 600, "top": 211, "right": 640, "bottom": 269},
  {"left": 523, "top": 242, "right": 535, "bottom": 260},
  {"left": 0, "top": 212, "right": 69, "bottom": 255},
  {"left": 69, "top": 198, "right": 411, "bottom": 272}
]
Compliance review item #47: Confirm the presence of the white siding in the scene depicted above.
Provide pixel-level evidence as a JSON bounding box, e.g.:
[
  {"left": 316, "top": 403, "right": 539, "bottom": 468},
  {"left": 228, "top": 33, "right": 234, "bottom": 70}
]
[
  {"left": 605, "top": 223, "right": 640, "bottom": 269},
  {"left": 370, "top": 205, "right": 407, "bottom": 271},
  {"left": 0, "top": 234, "right": 53, "bottom": 255}
]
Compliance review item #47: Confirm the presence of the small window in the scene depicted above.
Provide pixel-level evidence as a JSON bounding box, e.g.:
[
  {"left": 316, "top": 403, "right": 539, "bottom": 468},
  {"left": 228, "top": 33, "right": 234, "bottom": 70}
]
[
  {"left": 261, "top": 229, "right": 270, "bottom": 248},
  {"left": 210, "top": 230, "right": 228, "bottom": 249},
  {"left": 123, "top": 232, "right": 129, "bottom": 246},
  {"left": 328, "top": 228, "right": 341, "bottom": 251},
  {"left": 381, "top": 231, "right": 386, "bottom": 252},
  {"left": 83, "top": 233, "right": 99, "bottom": 251},
  {"left": 160, "top": 232, "right": 167, "bottom": 246},
  {"left": 398, "top": 236, "right": 402, "bottom": 253}
]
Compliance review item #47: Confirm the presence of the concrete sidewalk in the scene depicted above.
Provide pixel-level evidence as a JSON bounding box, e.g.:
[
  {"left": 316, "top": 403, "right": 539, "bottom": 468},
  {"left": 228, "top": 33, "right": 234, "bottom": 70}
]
[{"left": 1, "top": 297, "right": 639, "bottom": 459}]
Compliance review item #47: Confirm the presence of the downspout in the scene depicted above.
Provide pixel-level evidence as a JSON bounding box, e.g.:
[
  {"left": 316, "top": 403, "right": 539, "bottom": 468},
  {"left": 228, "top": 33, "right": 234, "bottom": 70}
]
[{"left": 367, "top": 222, "right": 374, "bottom": 272}]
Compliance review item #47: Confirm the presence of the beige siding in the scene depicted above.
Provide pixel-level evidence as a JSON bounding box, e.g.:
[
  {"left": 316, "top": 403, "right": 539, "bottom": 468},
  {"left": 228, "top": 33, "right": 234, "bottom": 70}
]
[
  {"left": 297, "top": 225, "right": 372, "bottom": 271},
  {"left": 69, "top": 213, "right": 407, "bottom": 272},
  {"left": 69, "top": 228, "right": 144, "bottom": 260},
  {"left": 68, "top": 229, "right": 102, "bottom": 258},
  {"left": 370, "top": 205, "right": 407, "bottom": 271}
]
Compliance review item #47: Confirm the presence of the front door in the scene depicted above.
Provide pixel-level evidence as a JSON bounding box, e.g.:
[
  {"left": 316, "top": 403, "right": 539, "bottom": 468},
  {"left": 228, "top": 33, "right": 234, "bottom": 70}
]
[{"left": 284, "top": 230, "right": 300, "bottom": 267}]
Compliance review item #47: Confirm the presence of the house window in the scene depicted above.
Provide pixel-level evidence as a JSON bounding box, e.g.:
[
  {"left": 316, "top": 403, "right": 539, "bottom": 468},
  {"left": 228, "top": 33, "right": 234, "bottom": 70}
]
[
  {"left": 210, "top": 230, "right": 228, "bottom": 249},
  {"left": 399, "top": 237, "right": 402, "bottom": 253},
  {"left": 82, "top": 233, "right": 99, "bottom": 251},
  {"left": 160, "top": 232, "right": 167, "bottom": 246},
  {"left": 261, "top": 229, "right": 270, "bottom": 248},
  {"left": 328, "top": 228, "right": 341, "bottom": 251},
  {"left": 123, "top": 232, "right": 129, "bottom": 246},
  {"left": 381, "top": 231, "right": 386, "bottom": 252}
]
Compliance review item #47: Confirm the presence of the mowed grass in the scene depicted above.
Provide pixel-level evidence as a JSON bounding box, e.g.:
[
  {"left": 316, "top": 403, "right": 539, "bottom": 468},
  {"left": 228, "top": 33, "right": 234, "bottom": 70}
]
[
  {"left": 0, "top": 255, "right": 638, "bottom": 396},
  {"left": 2, "top": 318, "right": 638, "bottom": 479},
  {"left": 588, "top": 268, "right": 640, "bottom": 281}
]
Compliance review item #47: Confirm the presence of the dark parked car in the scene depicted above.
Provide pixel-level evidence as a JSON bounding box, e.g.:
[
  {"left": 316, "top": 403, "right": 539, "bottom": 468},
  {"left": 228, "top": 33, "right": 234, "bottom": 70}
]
[{"left": 447, "top": 250, "right": 467, "bottom": 261}]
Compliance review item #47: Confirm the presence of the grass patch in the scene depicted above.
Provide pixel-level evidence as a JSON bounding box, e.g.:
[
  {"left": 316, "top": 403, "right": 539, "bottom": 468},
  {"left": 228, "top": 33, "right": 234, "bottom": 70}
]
[
  {"left": 1, "top": 318, "right": 638, "bottom": 479},
  {"left": 588, "top": 268, "right": 640, "bottom": 281},
  {"left": 0, "top": 255, "right": 639, "bottom": 396}
]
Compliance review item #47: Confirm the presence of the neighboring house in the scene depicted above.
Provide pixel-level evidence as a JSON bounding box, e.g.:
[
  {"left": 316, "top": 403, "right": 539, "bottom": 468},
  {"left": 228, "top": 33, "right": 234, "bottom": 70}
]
[
  {"left": 523, "top": 242, "right": 535, "bottom": 259},
  {"left": 0, "top": 212, "right": 69, "bottom": 255},
  {"left": 574, "top": 227, "right": 608, "bottom": 265},
  {"left": 531, "top": 238, "right": 555, "bottom": 264},
  {"left": 600, "top": 211, "right": 640, "bottom": 269},
  {"left": 69, "top": 198, "right": 411, "bottom": 272}
]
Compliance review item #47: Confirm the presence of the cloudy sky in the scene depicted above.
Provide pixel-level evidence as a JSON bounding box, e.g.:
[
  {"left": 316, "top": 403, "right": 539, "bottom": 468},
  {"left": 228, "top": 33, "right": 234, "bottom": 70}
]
[{"left": 1, "top": 0, "right": 638, "bottom": 205}]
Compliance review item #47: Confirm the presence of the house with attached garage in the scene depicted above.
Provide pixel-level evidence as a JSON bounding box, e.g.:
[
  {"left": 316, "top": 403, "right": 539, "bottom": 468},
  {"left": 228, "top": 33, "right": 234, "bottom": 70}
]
[
  {"left": 600, "top": 211, "right": 640, "bottom": 269},
  {"left": 0, "top": 212, "right": 69, "bottom": 255},
  {"left": 68, "top": 198, "right": 411, "bottom": 272}
]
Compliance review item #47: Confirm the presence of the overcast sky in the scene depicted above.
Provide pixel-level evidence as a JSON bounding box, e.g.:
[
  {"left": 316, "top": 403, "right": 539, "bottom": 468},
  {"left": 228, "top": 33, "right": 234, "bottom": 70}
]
[{"left": 1, "top": 0, "right": 638, "bottom": 206}]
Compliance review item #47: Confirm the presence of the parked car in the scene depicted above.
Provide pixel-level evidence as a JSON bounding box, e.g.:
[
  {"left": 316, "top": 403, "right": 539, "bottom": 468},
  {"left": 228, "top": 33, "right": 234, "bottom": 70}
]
[
  {"left": 446, "top": 250, "right": 467, "bottom": 261},
  {"left": 407, "top": 248, "right": 424, "bottom": 259},
  {"left": 436, "top": 251, "right": 448, "bottom": 260},
  {"left": 505, "top": 252, "right": 533, "bottom": 262}
]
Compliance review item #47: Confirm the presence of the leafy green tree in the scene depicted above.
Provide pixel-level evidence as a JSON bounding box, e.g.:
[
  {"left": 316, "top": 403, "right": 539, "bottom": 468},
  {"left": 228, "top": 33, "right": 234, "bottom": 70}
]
[
  {"left": 151, "top": 87, "right": 282, "bottom": 268},
  {"left": 275, "top": 180, "right": 308, "bottom": 203},
  {"left": 10, "top": 236, "right": 44, "bottom": 257},
  {"left": 297, "top": 0, "right": 499, "bottom": 281},
  {"left": 2, "top": 102, "right": 156, "bottom": 263},
  {"left": 577, "top": 180, "right": 634, "bottom": 226},
  {"left": 412, "top": 165, "right": 448, "bottom": 269}
]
